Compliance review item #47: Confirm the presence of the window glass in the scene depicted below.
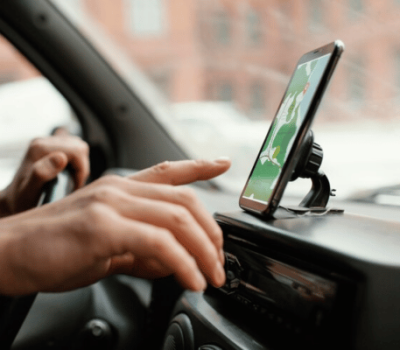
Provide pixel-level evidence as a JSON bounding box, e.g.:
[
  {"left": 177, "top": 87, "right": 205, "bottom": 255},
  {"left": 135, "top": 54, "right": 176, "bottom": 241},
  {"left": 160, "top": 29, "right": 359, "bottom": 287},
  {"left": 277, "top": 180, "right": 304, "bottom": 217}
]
[
  {"left": 215, "top": 10, "right": 231, "bottom": 45},
  {"left": 218, "top": 82, "right": 234, "bottom": 102},
  {"left": 249, "top": 82, "right": 266, "bottom": 117},
  {"left": 347, "top": 56, "right": 365, "bottom": 109},
  {"left": 349, "top": 0, "right": 364, "bottom": 18},
  {"left": 247, "top": 9, "right": 262, "bottom": 46},
  {"left": 309, "top": 0, "right": 325, "bottom": 31},
  {"left": 396, "top": 49, "right": 400, "bottom": 100},
  {"left": 0, "top": 36, "right": 79, "bottom": 188},
  {"left": 126, "top": 0, "right": 167, "bottom": 37},
  {"left": 51, "top": 0, "right": 400, "bottom": 198}
]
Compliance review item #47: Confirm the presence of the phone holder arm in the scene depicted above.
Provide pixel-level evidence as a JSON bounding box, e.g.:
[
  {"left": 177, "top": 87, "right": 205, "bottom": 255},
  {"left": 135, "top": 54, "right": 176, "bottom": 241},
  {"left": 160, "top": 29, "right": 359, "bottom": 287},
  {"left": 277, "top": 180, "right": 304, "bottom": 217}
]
[
  {"left": 298, "top": 170, "right": 332, "bottom": 208},
  {"left": 287, "top": 130, "right": 339, "bottom": 211}
]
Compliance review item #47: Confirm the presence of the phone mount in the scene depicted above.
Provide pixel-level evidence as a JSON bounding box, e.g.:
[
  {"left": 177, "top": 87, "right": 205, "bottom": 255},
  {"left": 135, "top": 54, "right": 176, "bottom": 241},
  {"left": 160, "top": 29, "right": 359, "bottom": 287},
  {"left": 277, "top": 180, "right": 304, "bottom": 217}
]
[{"left": 279, "top": 130, "right": 343, "bottom": 216}]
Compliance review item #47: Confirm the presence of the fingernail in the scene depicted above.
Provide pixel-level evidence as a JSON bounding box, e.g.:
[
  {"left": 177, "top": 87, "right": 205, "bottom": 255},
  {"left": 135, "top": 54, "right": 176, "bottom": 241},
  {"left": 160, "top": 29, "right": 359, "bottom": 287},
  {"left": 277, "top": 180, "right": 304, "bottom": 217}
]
[
  {"left": 214, "top": 156, "right": 230, "bottom": 164},
  {"left": 195, "top": 270, "right": 207, "bottom": 291},
  {"left": 214, "top": 262, "right": 226, "bottom": 287}
]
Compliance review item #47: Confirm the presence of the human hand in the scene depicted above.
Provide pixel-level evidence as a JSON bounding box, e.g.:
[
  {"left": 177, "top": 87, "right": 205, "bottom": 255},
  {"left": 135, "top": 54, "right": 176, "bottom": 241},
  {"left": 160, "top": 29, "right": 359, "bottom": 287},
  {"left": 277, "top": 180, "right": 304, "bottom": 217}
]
[
  {"left": 0, "top": 129, "right": 89, "bottom": 217},
  {"left": 0, "top": 158, "right": 231, "bottom": 295}
]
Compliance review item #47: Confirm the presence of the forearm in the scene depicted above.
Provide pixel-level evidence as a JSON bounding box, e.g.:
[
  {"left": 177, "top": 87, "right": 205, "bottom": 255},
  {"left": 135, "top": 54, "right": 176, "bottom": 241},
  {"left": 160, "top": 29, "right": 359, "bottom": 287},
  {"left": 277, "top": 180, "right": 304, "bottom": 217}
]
[{"left": 0, "top": 227, "right": 24, "bottom": 295}]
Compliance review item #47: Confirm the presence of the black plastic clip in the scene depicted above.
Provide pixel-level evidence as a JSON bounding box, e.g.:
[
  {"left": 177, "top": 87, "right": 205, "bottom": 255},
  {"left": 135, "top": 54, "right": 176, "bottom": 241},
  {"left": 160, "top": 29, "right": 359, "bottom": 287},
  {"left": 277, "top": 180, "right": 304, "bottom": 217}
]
[{"left": 283, "top": 130, "right": 344, "bottom": 215}]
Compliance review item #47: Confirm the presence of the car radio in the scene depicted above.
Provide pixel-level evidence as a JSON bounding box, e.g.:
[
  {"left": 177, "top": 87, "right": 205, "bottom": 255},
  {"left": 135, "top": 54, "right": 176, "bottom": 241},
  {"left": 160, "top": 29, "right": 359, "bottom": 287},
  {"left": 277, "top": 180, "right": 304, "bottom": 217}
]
[
  {"left": 218, "top": 238, "right": 356, "bottom": 348},
  {"left": 165, "top": 210, "right": 400, "bottom": 350}
]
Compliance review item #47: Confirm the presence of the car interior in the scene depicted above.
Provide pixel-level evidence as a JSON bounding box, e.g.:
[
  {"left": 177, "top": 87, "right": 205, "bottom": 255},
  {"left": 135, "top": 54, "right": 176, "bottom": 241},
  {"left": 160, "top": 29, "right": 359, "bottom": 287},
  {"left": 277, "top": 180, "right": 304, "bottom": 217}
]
[{"left": 0, "top": 1, "right": 399, "bottom": 350}]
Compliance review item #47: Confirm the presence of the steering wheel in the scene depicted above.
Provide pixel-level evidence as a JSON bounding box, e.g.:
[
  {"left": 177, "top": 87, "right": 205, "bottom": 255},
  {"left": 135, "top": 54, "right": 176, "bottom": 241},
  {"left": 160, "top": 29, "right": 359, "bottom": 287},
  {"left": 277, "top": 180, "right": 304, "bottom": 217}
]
[
  {"left": 0, "top": 165, "right": 186, "bottom": 350},
  {"left": 0, "top": 170, "right": 74, "bottom": 349}
]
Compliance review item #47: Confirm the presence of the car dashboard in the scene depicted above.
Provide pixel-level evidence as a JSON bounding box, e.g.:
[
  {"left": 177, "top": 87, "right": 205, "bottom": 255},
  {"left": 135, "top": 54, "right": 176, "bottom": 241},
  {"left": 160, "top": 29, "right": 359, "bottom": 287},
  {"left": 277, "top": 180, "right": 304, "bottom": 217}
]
[{"left": 164, "top": 205, "right": 400, "bottom": 350}]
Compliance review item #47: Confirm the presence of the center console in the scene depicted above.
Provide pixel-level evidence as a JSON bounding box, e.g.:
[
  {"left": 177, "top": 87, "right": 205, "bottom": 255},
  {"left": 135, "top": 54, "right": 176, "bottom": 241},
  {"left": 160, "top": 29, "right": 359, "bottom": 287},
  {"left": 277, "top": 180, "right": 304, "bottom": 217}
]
[{"left": 164, "top": 210, "right": 400, "bottom": 350}]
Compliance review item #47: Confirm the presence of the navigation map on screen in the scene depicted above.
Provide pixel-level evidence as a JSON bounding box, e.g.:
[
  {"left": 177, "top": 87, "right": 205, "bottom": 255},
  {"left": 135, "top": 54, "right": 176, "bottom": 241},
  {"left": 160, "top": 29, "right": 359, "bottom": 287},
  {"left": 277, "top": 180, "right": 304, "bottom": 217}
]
[{"left": 243, "top": 54, "right": 331, "bottom": 204}]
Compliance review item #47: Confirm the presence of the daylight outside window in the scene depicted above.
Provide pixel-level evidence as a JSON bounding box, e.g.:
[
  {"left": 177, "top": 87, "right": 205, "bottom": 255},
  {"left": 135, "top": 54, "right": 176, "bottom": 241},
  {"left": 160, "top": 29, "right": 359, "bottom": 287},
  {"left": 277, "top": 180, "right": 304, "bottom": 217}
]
[
  {"left": 0, "top": 36, "right": 77, "bottom": 188},
  {"left": 2, "top": 0, "right": 400, "bottom": 202}
]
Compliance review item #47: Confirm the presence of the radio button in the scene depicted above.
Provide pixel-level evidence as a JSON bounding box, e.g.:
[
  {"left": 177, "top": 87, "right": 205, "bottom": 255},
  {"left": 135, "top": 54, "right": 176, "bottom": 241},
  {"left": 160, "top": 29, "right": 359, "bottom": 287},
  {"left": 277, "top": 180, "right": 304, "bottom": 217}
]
[
  {"left": 226, "top": 270, "right": 236, "bottom": 281},
  {"left": 223, "top": 253, "right": 242, "bottom": 292}
]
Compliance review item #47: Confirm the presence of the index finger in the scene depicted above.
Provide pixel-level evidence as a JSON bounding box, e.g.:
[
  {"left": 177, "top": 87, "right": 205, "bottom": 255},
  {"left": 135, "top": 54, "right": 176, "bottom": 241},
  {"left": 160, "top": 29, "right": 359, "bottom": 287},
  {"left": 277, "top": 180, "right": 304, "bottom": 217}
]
[
  {"left": 129, "top": 158, "right": 231, "bottom": 186},
  {"left": 102, "top": 177, "right": 225, "bottom": 259}
]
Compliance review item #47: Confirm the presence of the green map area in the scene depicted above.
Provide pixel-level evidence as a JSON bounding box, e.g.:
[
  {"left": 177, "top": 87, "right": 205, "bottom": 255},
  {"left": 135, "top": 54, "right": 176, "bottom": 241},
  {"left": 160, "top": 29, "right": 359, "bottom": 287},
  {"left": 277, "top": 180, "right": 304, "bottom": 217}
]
[{"left": 243, "top": 55, "right": 328, "bottom": 203}]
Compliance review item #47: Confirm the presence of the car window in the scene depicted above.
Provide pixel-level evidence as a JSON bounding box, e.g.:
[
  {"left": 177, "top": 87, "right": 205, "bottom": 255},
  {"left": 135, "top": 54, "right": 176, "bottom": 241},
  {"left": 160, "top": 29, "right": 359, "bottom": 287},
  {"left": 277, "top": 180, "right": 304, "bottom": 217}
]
[
  {"left": 51, "top": 0, "right": 400, "bottom": 199},
  {"left": 0, "top": 36, "right": 80, "bottom": 189}
]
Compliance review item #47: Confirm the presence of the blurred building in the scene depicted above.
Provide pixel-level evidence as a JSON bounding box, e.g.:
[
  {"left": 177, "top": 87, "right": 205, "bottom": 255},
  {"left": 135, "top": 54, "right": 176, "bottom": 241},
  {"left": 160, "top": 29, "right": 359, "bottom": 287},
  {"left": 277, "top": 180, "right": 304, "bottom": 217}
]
[
  {"left": 0, "top": 36, "right": 40, "bottom": 83},
  {"left": 1, "top": 0, "right": 400, "bottom": 121}
]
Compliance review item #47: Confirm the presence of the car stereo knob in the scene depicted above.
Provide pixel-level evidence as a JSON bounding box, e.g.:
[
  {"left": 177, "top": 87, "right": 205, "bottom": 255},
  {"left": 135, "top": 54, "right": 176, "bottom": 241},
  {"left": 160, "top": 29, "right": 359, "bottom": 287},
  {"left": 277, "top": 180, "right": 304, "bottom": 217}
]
[
  {"left": 226, "top": 270, "right": 236, "bottom": 281},
  {"left": 74, "top": 319, "right": 114, "bottom": 349},
  {"left": 162, "top": 314, "right": 194, "bottom": 350}
]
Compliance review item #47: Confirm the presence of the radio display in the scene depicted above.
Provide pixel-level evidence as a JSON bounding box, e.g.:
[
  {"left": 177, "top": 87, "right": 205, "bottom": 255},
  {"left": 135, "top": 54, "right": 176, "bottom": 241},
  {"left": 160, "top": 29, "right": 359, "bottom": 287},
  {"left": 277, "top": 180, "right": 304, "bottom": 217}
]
[{"left": 224, "top": 248, "right": 338, "bottom": 326}]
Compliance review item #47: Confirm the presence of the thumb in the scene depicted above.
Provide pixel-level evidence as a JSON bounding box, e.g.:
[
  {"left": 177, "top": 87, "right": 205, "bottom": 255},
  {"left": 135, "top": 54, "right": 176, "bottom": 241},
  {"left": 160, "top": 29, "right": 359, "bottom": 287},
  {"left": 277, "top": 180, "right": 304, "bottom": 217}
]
[
  {"left": 30, "top": 151, "right": 69, "bottom": 188},
  {"left": 11, "top": 152, "right": 69, "bottom": 213}
]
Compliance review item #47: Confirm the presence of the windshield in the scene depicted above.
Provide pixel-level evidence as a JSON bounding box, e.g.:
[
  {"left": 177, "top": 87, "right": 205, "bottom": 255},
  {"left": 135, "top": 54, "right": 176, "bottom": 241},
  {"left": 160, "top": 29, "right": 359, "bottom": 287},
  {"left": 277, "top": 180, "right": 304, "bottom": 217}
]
[{"left": 50, "top": 0, "right": 400, "bottom": 199}]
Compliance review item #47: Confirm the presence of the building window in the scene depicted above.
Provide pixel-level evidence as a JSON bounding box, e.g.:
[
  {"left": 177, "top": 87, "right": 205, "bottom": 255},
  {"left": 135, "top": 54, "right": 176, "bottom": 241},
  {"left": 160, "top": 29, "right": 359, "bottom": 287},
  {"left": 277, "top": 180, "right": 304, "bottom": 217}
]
[
  {"left": 395, "top": 50, "right": 400, "bottom": 99},
  {"left": 348, "top": 57, "right": 365, "bottom": 108},
  {"left": 149, "top": 70, "right": 171, "bottom": 98},
  {"left": 309, "top": 0, "right": 324, "bottom": 31},
  {"left": 247, "top": 9, "right": 262, "bottom": 46},
  {"left": 218, "top": 82, "right": 233, "bottom": 102},
  {"left": 348, "top": 0, "right": 364, "bottom": 19},
  {"left": 126, "top": 0, "right": 167, "bottom": 37},
  {"left": 215, "top": 11, "right": 231, "bottom": 45},
  {"left": 249, "top": 82, "right": 266, "bottom": 114},
  {"left": 0, "top": 72, "right": 16, "bottom": 85}
]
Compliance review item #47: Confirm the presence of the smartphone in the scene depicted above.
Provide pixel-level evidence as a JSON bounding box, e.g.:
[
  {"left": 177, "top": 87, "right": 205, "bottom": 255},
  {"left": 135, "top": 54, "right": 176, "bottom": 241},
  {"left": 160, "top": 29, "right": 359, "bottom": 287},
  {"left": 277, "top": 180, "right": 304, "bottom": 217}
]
[{"left": 239, "top": 40, "right": 344, "bottom": 217}]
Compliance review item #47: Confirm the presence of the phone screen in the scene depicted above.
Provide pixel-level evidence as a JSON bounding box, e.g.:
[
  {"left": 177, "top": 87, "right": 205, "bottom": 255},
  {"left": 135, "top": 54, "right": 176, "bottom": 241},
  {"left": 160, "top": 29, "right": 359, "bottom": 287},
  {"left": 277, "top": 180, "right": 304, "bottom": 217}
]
[{"left": 242, "top": 53, "right": 332, "bottom": 205}]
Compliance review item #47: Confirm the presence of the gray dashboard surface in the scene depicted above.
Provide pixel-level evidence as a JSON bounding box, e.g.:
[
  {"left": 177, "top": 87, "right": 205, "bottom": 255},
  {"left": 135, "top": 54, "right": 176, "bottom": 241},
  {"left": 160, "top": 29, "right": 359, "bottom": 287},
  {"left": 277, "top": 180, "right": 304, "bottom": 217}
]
[{"left": 215, "top": 210, "right": 400, "bottom": 350}]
